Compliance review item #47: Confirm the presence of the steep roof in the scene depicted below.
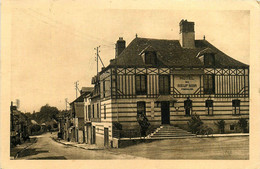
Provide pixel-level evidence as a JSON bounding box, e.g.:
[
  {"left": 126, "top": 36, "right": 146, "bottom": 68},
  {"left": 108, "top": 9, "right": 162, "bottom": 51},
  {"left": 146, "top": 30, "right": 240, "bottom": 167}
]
[
  {"left": 109, "top": 37, "right": 248, "bottom": 68},
  {"left": 81, "top": 87, "right": 94, "bottom": 94}
]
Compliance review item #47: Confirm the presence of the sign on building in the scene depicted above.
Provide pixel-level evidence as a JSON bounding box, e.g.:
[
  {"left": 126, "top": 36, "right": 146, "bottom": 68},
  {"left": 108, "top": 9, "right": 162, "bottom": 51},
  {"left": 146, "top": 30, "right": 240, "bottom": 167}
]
[{"left": 174, "top": 75, "right": 200, "bottom": 94}]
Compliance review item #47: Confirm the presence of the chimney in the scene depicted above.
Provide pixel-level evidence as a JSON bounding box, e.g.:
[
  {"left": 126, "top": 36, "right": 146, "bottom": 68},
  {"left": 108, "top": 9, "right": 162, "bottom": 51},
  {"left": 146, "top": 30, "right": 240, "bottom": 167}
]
[
  {"left": 115, "top": 37, "right": 126, "bottom": 58},
  {"left": 179, "top": 20, "right": 195, "bottom": 48}
]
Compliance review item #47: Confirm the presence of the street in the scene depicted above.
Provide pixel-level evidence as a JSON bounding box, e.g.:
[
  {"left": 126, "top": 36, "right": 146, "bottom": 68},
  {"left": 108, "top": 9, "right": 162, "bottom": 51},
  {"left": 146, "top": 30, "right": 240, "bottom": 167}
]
[
  {"left": 16, "top": 132, "right": 249, "bottom": 160},
  {"left": 17, "top": 133, "right": 142, "bottom": 160}
]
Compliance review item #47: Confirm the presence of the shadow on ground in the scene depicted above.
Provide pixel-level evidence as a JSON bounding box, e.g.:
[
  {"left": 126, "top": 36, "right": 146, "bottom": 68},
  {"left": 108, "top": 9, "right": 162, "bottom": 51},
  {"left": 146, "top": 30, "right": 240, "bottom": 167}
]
[
  {"left": 18, "top": 148, "right": 49, "bottom": 158},
  {"left": 29, "top": 156, "right": 67, "bottom": 160}
]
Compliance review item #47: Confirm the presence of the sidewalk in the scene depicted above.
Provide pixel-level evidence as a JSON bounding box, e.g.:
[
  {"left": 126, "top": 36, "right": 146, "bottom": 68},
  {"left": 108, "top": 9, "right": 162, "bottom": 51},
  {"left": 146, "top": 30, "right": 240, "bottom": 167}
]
[
  {"left": 10, "top": 138, "right": 37, "bottom": 159},
  {"left": 51, "top": 137, "right": 103, "bottom": 150},
  {"left": 196, "top": 133, "right": 249, "bottom": 138}
]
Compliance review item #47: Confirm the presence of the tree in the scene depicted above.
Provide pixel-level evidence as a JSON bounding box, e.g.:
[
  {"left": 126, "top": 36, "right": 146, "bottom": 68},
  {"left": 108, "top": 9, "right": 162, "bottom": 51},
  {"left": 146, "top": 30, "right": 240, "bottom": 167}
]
[
  {"left": 187, "top": 113, "right": 203, "bottom": 134},
  {"left": 47, "top": 125, "right": 52, "bottom": 131},
  {"left": 137, "top": 114, "right": 150, "bottom": 137},
  {"left": 238, "top": 118, "right": 248, "bottom": 133},
  {"left": 113, "top": 122, "right": 122, "bottom": 130},
  {"left": 37, "top": 104, "right": 60, "bottom": 124},
  {"left": 53, "top": 123, "right": 58, "bottom": 128},
  {"left": 215, "top": 120, "right": 225, "bottom": 134},
  {"left": 31, "top": 124, "right": 41, "bottom": 133}
]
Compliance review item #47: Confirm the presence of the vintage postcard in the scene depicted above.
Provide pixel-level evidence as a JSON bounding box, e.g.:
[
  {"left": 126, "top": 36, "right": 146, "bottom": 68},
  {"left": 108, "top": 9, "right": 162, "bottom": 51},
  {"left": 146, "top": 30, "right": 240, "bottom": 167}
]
[{"left": 1, "top": 0, "right": 260, "bottom": 169}]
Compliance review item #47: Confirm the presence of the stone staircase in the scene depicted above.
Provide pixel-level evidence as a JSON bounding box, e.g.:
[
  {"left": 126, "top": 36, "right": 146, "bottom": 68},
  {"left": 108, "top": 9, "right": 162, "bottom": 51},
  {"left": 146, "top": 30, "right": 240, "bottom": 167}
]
[{"left": 147, "top": 125, "right": 195, "bottom": 139}]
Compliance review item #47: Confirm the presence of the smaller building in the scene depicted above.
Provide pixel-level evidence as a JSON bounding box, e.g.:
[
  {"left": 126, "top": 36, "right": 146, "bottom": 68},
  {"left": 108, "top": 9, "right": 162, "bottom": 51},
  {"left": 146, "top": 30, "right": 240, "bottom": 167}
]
[{"left": 69, "top": 87, "right": 93, "bottom": 142}]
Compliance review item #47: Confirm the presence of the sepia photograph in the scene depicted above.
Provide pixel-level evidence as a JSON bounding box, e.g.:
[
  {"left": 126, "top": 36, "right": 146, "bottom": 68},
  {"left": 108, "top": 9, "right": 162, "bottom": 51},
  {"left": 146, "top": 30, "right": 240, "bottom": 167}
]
[{"left": 1, "top": 0, "right": 260, "bottom": 168}]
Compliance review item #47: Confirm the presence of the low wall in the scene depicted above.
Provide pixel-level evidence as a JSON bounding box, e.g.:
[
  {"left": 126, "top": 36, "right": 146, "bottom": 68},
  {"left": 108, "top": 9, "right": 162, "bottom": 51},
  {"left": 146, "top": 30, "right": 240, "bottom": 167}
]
[{"left": 112, "top": 138, "right": 156, "bottom": 148}]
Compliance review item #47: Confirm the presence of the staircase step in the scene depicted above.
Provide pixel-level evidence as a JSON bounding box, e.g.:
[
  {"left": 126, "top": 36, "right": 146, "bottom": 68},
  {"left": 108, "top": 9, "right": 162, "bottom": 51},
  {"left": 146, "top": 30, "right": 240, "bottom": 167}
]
[
  {"left": 149, "top": 136, "right": 196, "bottom": 139},
  {"left": 159, "top": 131, "right": 187, "bottom": 133},
  {"left": 153, "top": 134, "right": 194, "bottom": 137},
  {"left": 148, "top": 125, "right": 195, "bottom": 139}
]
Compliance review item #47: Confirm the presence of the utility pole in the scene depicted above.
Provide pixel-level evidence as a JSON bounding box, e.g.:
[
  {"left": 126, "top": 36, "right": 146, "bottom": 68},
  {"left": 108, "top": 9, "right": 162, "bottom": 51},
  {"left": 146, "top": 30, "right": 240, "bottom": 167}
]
[
  {"left": 65, "top": 98, "right": 68, "bottom": 111},
  {"left": 94, "top": 46, "right": 100, "bottom": 76},
  {"left": 10, "top": 101, "right": 14, "bottom": 131},
  {"left": 74, "top": 81, "right": 80, "bottom": 98}
]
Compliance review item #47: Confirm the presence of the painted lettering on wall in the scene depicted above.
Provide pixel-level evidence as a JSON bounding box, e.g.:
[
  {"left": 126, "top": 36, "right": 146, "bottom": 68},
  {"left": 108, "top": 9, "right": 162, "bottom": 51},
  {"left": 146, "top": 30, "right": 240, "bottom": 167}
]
[{"left": 174, "top": 75, "right": 200, "bottom": 94}]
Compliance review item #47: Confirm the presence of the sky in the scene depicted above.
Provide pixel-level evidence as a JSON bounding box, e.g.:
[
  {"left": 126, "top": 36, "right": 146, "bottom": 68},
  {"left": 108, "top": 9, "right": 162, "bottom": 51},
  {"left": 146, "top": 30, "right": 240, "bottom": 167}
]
[{"left": 5, "top": 1, "right": 250, "bottom": 113}]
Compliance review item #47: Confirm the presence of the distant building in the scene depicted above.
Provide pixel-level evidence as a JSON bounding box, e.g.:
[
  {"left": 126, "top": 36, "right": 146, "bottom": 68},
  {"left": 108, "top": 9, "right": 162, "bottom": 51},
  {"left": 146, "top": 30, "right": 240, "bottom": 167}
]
[
  {"left": 84, "top": 20, "right": 249, "bottom": 147},
  {"left": 10, "top": 102, "right": 30, "bottom": 146},
  {"left": 68, "top": 87, "right": 93, "bottom": 142}
]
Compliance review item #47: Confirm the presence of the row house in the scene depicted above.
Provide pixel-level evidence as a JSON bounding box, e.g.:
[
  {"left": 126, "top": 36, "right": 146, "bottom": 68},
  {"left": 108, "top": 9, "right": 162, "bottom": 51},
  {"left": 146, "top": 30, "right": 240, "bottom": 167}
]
[
  {"left": 84, "top": 20, "right": 249, "bottom": 147},
  {"left": 67, "top": 87, "right": 93, "bottom": 142}
]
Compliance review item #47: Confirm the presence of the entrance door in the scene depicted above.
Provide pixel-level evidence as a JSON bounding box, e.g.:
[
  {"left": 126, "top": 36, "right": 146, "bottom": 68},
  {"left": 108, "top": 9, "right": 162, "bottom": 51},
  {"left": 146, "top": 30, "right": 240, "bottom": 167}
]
[
  {"left": 92, "top": 126, "right": 96, "bottom": 144},
  {"left": 161, "top": 101, "right": 170, "bottom": 124},
  {"left": 104, "top": 128, "right": 109, "bottom": 147}
]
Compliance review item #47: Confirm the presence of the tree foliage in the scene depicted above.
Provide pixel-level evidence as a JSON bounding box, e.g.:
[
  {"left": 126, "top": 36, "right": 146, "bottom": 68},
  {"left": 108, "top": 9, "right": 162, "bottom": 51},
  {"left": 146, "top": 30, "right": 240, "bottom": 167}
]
[
  {"left": 24, "top": 104, "right": 60, "bottom": 124},
  {"left": 137, "top": 114, "right": 150, "bottom": 136},
  {"left": 31, "top": 124, "right": 41, "bottom": 133},
  {"left": 113, "top": 122, "right": 123, "bottom": 130},
  {"left": 215, "top": 120, "right": 225, "bottom": 134},
  {"left": 187, "top": 113, "right": 203, "bottom": 134},
  {"left": 238, "top": 118, "right": 248, "bottom": 133}
]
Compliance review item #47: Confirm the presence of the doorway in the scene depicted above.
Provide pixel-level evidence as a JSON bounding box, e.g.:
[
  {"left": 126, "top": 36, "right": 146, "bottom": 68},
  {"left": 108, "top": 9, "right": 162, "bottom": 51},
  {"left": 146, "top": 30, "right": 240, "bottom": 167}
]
[
  {"left": 161, "top": 101, "right": 170, "bottom": 124},
  {"left": 104, "top": 128, "right": 109, "bottom": 147},
  {"left": 92, "top": 126, "right": 96, "bottom": 144}
]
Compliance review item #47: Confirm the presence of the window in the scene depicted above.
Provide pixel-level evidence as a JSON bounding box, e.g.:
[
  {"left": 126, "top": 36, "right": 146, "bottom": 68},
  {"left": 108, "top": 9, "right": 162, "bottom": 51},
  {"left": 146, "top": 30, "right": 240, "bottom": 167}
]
[
  {"left": 184, "top": 98, "right": 192, "bottom": 116},
  {"left": 205, "top": 100, "right": 213, "bottom": 115},
  {"left": 88, "top": 105, "right": 91, "bottom": 120},
  {"left": 230, "top": 124, "right": 235, "bottom": 130},
  {"left": 232, "top": 100, "right": 240, "bottom": 115},
  {"left": 204, "top": 54, "right": 215, "bottom": 66},
  {"left": 137, "top": 101, "right": 146, "bottom": 116},
  {"left": 104, "top": 105, "right": 106, "bottom": 119},
  {"left": 136, "top": 75, "right": 147, "bottom": 95},
  {"left": 94, "top": 83, "right": 100, "bottom": 96},
  {"left": 145, "top": 51, "right": 157, "bottom": 65},
  {"left": 97, "top": 103, "right": 100, "bottom": 118},
  {"left": 204, "top": 75, "right": 215, "bottom": 94},
  {"left": 103, "top": 80, "right": 106, "bottom": 98},
  {"left": 92, "top": 104, "right": 95, "bottom": 118},
  {"left": 159, "top": 75, "right": 170, "bottom": 95}
]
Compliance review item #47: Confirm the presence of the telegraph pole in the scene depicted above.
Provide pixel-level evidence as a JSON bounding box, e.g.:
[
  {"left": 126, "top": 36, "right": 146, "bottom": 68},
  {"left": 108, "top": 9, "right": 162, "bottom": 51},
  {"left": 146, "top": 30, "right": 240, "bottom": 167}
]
[
  {"left": 10, "top": 101, "right": 14, "bottom": 131},
  {"left": 94, "top": 46, "right": 100, "bottom": 76},
  {"left": 65, "top": 98, "right": 68, "bottom": 111},
  {"left": 94, "top": 46, "right": 105, "bottom": 77},
  {"left": 74, "top": 81, "right": 80, "bottom": 98}
]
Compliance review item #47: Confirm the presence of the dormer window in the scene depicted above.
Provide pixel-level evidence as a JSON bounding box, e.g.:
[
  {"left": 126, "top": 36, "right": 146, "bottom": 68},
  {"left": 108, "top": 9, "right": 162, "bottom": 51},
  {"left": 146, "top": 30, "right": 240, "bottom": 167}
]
[
  {"left": 145, "top": 51, "right": 157, "bottom": 65},
  {"left": 197, "top": 48, "right": 216, "bottom": 67},
  {"left": 204, "top": 54, "right": 215, "bottom": 66}
]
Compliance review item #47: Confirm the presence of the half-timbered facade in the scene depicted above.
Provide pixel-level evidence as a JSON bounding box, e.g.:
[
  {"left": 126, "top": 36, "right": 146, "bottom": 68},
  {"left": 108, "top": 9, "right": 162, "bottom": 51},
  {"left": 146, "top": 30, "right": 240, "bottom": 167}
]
[{"left": 85, "top": 20, "right": 249, "bottom": 147}]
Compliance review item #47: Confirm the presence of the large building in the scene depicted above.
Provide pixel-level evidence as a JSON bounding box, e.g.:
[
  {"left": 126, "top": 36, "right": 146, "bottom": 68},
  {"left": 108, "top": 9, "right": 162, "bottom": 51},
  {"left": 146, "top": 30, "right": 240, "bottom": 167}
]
[{"left": 84, "top": 20, "right": 249, "bottom": 147}]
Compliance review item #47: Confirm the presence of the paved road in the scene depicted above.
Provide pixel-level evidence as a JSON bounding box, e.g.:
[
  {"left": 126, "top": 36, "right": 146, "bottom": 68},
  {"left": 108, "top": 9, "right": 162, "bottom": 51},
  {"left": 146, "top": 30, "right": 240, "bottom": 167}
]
[{"left": 17, "top": 133, "right": 141, "bottom": 160}]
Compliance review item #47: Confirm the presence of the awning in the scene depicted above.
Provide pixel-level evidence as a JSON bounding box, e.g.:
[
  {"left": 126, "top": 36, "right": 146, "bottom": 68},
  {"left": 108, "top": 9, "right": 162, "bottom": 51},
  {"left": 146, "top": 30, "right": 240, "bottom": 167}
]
[{"left": 156, "top": 95, "right": 177, "bottom": 102}]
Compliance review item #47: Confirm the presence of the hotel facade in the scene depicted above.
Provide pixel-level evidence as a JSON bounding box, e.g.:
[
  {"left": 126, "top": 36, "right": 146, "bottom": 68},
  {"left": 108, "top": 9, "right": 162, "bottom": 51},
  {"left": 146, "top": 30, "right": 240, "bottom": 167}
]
[{"left": 83, "top": 20, "right": 249, "bottom": 147}]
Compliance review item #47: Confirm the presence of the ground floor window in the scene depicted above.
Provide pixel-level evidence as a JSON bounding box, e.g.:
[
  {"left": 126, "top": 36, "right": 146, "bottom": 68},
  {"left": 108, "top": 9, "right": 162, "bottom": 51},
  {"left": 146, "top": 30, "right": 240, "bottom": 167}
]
[
  {"left": 205, "top": 99, "right": 213, "bottom": 115},
  {"left": 104, "top": 105, "right": 106, "bottom": 119},
  {"left": 137, "top": 101, "right": 146, "bottom": 116},
  {"left": 230, "top": 124, "right": 235, "bottom": 130},
  {"left": 232, "top": 99, "right": 240, "bottom": 115},
  {"left": 184, "top": 97, "right": 192, "bottom": 116}
]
